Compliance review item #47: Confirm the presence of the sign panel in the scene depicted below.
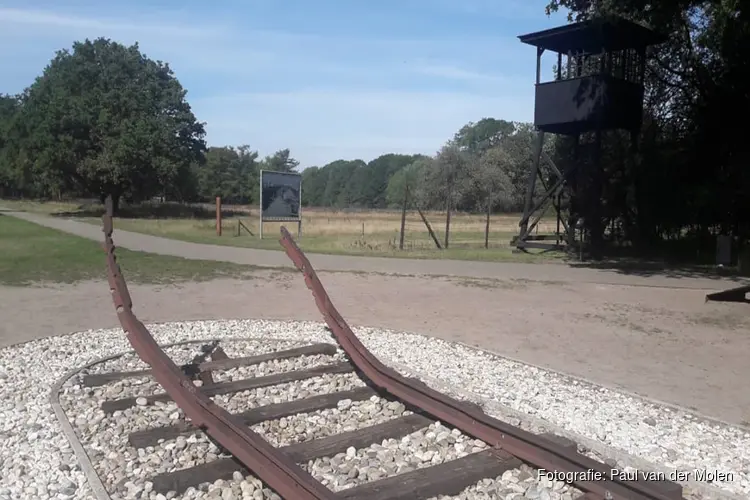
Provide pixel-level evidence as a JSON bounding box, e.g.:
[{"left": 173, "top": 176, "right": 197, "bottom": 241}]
[{"left": 260, "top": 170, "right": 302, "bottom": 220}]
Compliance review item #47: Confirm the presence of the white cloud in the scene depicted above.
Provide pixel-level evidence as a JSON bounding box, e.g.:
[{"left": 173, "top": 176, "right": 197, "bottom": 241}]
[
  {"left": 0, "top": 7, "right": 217, "bottom": 38},
  {"left": 411, "top": 63, "right": 513, "bottom": 83}
]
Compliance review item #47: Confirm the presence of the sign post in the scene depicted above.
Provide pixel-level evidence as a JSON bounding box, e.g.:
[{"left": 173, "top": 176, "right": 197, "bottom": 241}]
[{"left": 258, "top": 170, "right": 302, "bottom": 240}]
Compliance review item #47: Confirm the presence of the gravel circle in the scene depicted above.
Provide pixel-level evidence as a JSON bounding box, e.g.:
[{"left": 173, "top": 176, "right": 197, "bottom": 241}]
[
  {"left": 303, "top": 421, "right": 581, "bottom": 499},
  {"left": 0, "top": 319, "right": 746, "bottom": 499}
]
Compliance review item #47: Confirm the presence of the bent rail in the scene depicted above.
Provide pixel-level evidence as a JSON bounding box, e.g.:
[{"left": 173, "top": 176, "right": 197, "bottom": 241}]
[
  {"left": 101, "top": 201, "right": 335, "bottom": 500},
  {"left": 278, "top": 226, "right": 682, "bottom": 500}
]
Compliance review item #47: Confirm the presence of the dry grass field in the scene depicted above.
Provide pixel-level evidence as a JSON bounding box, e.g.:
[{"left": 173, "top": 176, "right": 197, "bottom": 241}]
[{"left": 1, "top": 199, "right": 563, "bottom": 263}]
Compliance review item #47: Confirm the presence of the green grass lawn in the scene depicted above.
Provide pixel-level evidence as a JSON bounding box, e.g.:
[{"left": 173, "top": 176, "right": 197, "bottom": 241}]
[{"left": 0, "top": 214, "right": 262, "bottom": 286}]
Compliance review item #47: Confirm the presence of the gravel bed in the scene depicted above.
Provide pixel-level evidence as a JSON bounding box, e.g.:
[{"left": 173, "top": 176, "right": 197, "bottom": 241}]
[
  {"left": 425, "top": 464, "right": 580, "bottom": 500},
  {"left": 252, "top": 396, "right": 408, "bottom": 447},
  {"left": 304, "top": 420, "right": 581, "bottom": 499},
  {"left": 83, "top": 351, "right": 345, "bottom": 403},
  {"left": 1, "top": 319, "right": 746, "bottom": 499},
  {"left": 84, "top": 339, "right": 308, "bottom": 375},
  {"left": 214, "top": 372, "right": 366, "bottom": 412},
  {"left": 210, "top": 352, "right": 347, "bottom": 384},
  {"left": 58, "top": 350, "right": 364, "bottom": 496},
  {"left": 306, "top": 421, "right": 479, "bottom": 491}
]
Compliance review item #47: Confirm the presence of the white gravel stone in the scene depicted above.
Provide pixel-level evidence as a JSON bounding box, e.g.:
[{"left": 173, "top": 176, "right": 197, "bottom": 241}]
[
  {"left": 1, "top": 319, "right": 746, "bottom": 499},
  {"left": 213, "top": 372, "right": 365, "bottom": 412},
  {"left": 210, "top": 351, "right": 347, "bottom": 384},
  {"left": 305, "top": 421, "right": 478, "bottom": 491},
  {"left": 426, "top": 464, "right": 580, "bottom": 500},
  {"left": 251, "top": 395, "right": 409, "bottom": 447},
  {"left": 58, "top": 348, "right": 366, "bottom": 495}
]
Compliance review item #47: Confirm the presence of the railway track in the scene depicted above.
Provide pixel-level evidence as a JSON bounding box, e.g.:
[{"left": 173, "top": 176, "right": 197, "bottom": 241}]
[{"left": 89, "top": 198, "right": 686, "bottom": 500}]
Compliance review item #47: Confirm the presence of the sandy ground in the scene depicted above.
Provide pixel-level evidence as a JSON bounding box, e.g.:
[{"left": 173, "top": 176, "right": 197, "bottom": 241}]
[{"left": 2, "top": 269, "right": 748, "bottom": 426}]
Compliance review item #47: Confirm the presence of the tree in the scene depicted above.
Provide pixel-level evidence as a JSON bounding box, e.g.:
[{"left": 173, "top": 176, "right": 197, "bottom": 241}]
[
  {"left": 361, "top": 154, "right": 425, "bottom": 208},
  {"left": 261, "top": 149, "right": 299, "bottom": 172},
  {"left": 470, "top": 147, "right": 513, "bottom": 211},
  {"left": 319, "top": 159, "right": 366, "bottom": 207},
  {"left": 339, "top": 164, "right": 370, "bottom": 207},
  {"left": 453, "top": 118, "right": 516, "bottom": 154},
  {"left": 544, "top": 0, "right": 750, "bottom": 253},
  {"left": 385, "top": 158, "right": 430, "bottom": 208},
  {"left": 301, "top": 166, "right": 326, "bottom": 206},
  {"left": 196, "top": 145, "right": 259, "bottom": 204},
  {"left": 495, "top": 123, "right": 542, "bottom": 209},
  {"left": 0, "top": 94, "right": 22, "bottom": 195},
  {"left": 17, "top": 38, "right": 206, "bottom": 211}
]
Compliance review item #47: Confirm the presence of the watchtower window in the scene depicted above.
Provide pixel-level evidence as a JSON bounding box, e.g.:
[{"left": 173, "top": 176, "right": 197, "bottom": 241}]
[
  {"left": 608, "top": 48, "right": 643, "bottom": 84},
  {"left": 521, "top": 17, "right": 662, "bottom": 86},
  {"left": 552, "top": 48, "right": 643, "bottom": 84},
  {"left": 519, "top": 16, "right": 665, "bottom": 136}
]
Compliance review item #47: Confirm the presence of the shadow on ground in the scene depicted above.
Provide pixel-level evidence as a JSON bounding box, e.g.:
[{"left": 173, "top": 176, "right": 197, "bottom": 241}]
[{"left": 567, "top": 259, "right": 748, "bottom": 282}]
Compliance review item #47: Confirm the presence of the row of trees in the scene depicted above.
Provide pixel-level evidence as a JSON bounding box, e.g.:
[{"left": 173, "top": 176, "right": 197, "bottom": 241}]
[
  {"left": 302, "top": 118, "right": 546, "bottom": 213},
  {"left": 0, "top": 36, "right": 545, "bottom": 215}
]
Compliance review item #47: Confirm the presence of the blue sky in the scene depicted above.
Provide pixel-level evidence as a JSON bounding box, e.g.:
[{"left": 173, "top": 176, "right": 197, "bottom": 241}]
[{"left": 0, "top": 1, "right": 568, "bottom": 168}]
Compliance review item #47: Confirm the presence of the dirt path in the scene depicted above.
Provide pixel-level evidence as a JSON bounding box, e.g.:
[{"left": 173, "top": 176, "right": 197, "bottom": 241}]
[
  {"left": 5, "top": 209, "right": 748, "bottom": 290},
  {"left": 2, "top": 270, "right": 748, "bottom": 425}
]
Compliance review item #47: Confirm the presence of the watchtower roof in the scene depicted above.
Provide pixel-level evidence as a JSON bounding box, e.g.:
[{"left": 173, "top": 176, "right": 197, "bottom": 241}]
[{"left": 518, "top": 16, "right": 667, "bottom": 54}]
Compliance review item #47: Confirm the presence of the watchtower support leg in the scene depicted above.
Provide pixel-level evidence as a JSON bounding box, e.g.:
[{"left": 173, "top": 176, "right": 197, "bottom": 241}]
[
  {"left": 518, "top": 130, "right": 545, "bottom": 239},
  {"left": 515, "top": 131, "right": 578, "bottom": 250}
]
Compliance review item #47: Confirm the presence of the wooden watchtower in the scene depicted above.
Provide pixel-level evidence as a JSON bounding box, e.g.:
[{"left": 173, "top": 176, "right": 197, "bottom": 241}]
[{"left": 513, "top": 16, "right": 666, "bottom": 252}]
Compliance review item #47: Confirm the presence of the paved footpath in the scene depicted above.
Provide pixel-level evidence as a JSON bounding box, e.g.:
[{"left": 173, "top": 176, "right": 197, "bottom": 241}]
[{"left": 5, "top": 209, "right": 747, "bottom": 290}]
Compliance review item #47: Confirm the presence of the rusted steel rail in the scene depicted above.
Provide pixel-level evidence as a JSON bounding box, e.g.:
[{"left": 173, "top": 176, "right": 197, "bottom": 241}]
[
  {"left": 278, "top": 226, "right": 683, "bottom": 500},
  {"left": 100, "top": 202, "right": 336, "bottom": 500}
]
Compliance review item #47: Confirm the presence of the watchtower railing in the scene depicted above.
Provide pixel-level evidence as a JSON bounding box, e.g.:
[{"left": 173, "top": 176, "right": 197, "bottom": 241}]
[{"left": 550, "top": 48, "right": 644, "bottom": 85}]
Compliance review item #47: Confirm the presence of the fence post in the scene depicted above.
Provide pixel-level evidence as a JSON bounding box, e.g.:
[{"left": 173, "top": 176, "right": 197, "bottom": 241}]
[
  {"left": 444, "top": 170, "right": 453, "bottom": 249},
  {"left": 485, "top": 191, "right": 492, "bottom": 249},
  {"left": 399, "top": 185, "right": 409, "bottom": 250},
  {"left": 216, "top": 197, "right": 222, "bottom": 236}
]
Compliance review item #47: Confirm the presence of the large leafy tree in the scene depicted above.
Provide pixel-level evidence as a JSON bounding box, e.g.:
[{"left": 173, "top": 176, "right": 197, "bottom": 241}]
[
  {"left": 196, "top": 145, "right": 259, "bottom": 204},
  {"left": 260, "top": 148, "right": 300, "bottom": 173},
  {"left": 300, "top": 166, "right": 325, "bottom": 206},
  {"left": 544, "top": 0, "right": 750, "bottom": 251},
  {"left": 18, "top": 38, "right": 206, "bottom": 211},
  {"left": 453, "top": 118, "right": 516, "bottom": 154},
  {"left": 385, "top": 158, "right": 432, "bottom": 208},
  {"left": 361, "top": 154, "right": 425, "bottom": 209},
  {"left": 0, "top": 94, "right": 23, "bottom": 195}
]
